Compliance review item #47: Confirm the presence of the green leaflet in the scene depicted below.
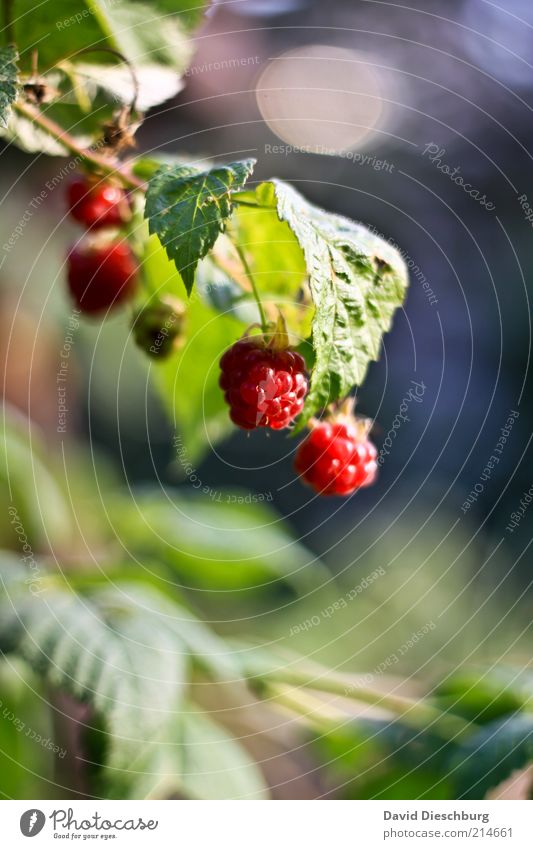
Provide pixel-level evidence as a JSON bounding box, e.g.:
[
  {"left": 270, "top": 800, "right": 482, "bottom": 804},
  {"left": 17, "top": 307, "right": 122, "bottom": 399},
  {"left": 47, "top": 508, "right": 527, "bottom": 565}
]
[
  {"left": 145, "top": 159, "right": 256, "bottom": 294},
  {"left": 107, "top": 489, "right": 327, "bottom": 600},
  {"left": 0, "top": 658, "right": 55, "bottom": 798},
  {"left": 232, "top": 185, "right": 313, "bottom": 341},
  {"left": 232, "top": 187, "right": 308, "bottom": 299},
  {"left": 311, "top": 717, "right": 455, "bottom": 800},
  {"left": 0, "top": 45, "right": 18, "bottom": 129},
  {"left": 0, "top": 107, "right": 72, "bottom": 155},
  {"left": 117, "top": 703, "right": 268, "bottom": 800},
  {"left": 0, "top": 564, "right": 186, "bottom": 776},
  {"left": 433, "top": 668, "right": 532, "bottom": 724},
  {"left": 0, "top": 556, "right": 260, "bottom": 797},
  {"left": 2, "top": 1, "right": 205, "bottom": 72},
  {"left": 178, "top": 707, "right": 268, "bottom": 800},
  {"left": 0, "top": 556, "right": 269, "bottom": 799},
  {"left": 0, "top": 407, "right": 73, "bottom": 550},
  {"left": 451, "top": 714, "right": 533, "bottom": 800},
  {"left": 235, "top": 180, "right": 409, "bottom": 425}
]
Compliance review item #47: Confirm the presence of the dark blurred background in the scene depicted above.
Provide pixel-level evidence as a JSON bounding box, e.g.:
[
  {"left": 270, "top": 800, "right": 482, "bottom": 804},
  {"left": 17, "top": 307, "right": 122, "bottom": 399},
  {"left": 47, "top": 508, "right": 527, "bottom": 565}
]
[{"left": 2, "top": 0, "right": 532, "bottom": 614}]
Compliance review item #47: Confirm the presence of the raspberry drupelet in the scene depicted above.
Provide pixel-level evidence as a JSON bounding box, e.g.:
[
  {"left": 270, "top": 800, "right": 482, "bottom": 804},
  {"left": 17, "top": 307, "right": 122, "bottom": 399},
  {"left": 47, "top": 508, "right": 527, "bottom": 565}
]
[
  {"left": 219, "top": 337, "right": 308, "bottom": 430},
  {"left": 295, "top": 416, "right": 378, "bottom": 496}
]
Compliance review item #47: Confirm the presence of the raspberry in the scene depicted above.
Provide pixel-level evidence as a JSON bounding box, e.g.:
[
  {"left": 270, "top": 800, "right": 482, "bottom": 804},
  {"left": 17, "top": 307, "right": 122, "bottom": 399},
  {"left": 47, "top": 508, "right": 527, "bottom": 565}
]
[
  {"left": 132, "top": 296, "right": 185, "bottom": 358},
  {"left": 67, "top": 176, "right": 128, "bottom": 230},
  {"left": 67, "top": 240, "right": 138, "bottom": 316},
  {"left": 294, "top": 417, "right": 378, "bottom": 496},
  {"left": 219, "top": 337, "right": 308, "bottom": 430}
]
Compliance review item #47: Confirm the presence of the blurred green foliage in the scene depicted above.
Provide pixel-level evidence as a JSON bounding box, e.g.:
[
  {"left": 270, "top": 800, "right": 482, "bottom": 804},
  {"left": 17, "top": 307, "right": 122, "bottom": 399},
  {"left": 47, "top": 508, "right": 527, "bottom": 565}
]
[{"left": 0, "top": 408, "right": 532, "bottom": 800}]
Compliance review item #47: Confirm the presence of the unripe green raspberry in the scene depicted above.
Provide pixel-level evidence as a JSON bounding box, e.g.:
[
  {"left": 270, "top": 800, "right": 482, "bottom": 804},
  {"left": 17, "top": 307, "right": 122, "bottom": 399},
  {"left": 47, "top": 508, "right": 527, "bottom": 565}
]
[{"left": 132, "top": 297, "right": 186, "bottom": 359}]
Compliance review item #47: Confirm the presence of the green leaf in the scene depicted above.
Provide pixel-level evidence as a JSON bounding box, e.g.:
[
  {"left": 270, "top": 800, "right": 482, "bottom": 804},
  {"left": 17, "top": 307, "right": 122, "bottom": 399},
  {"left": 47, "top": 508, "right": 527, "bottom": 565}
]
[
  {"left": 107, "top": 489, "right": 327, "bottom": 599},
  {"left": 63, "top": 568, "right": 242, "bottom": 685},
  {"left": 311, "top": 717, "right": 456, "bottom": 800},
  {"left": 76, "top": 63, "right": 185, "bottom": 112},
  {"left": 4, "top": 1, "right": 207, "bottom": 73},
  {"left": 196, "top": 254, "right": 251, "bottom": 320},
  {"left": 237, "top": 181, "right": 408, "bottom": 424},
  {"left": 36, "top": 63, "right": 184, "bottom": 149},
  {"left": 232, "top": 186, "right": 313, "bottom": 340},
  {"left": 451, "top": 714, "right": 533, "bottom": 799},
  {"left": 121, "top": 702, "right": 269, "bottom": 800},
  {"left": 0, "top": 45, "right": 18, "bottom": 129},
  {"left": 133, "top": 153, "right": 212, "bottom": 181},
  {"left": 0, "top": 557, "right": 268, "bottom": 799},
  {"left": 0, "top": 657, "right": 56, "bottom": 798},
  {"left": 7, "top": 67, "right": 113, "bottom": 154},
  {"left": 97, "top": 581, "right": 242, "bottom": 683},
  {"left": 137, "top": 0, "right": 210, "bottom": 31},
  {"left": 179, "top": 706, "right": 268, "bottom": 799},
  {"left": 0, "top": 107, "right": 72, "bottom": 155},
  {"left": 0, "top": 406, "right": 73, "bottom": 550},
  {"left": 433, "top": 669, "right": 530, "bottom": 724},
  {"left": 233, "top": 186, "right": 308, "bottom": 298},
  {"left": 117, "top": 728, "right": 185, "bottom": 799},
  {"left": 145, "top": 159, "right": 255, "bottom": 294},
  {"left": 0, "top": 560, "right": 187, "bottom": 780},
  {"left": 1, "top": 2, "right": 210, "bottom": 153}
]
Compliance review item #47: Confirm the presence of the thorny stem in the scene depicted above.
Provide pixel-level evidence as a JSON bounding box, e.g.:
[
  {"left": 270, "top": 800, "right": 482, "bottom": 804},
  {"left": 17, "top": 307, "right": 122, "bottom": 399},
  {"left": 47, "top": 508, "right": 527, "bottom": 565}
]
[{"left": 13, "top": 101, "right": 144, "bottom": 190}]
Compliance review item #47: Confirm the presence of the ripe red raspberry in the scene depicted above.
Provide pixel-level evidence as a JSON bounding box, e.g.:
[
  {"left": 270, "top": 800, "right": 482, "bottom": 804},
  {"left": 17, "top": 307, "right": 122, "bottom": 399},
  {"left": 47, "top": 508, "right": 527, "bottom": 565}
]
[
  {"left": 67, "top": 176, "right": 128, "bottom": 230},
  {"left": 67, "top": 240, "right": 138, "bottom": 316},
  {"left": 219, "top": 337, "right": 308, "bottom": 430},
  {"left": 295, "top": 418, "right": 378, "bottom": 496}
]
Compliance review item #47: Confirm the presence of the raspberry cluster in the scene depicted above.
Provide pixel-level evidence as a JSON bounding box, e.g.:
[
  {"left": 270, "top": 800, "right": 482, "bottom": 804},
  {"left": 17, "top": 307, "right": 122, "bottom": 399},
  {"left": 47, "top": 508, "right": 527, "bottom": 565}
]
[
  {"left": 63, "top": 179, "right": 381, "bottom": 498},
  {"left": 294, "top": 418, "right": 378, "bottom": 496},
  {"left": 219, "top": 338, "right": 308, "bottom": 430},
  {"left": 65, "top": 174, "right": 137, "bottom": 317}
]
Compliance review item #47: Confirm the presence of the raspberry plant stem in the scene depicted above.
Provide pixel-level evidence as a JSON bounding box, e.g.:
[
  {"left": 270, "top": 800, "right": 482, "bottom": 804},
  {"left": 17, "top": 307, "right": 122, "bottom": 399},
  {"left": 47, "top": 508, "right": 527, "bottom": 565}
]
[
  {"left": 3, "top": 0, "right": 14, "bottom": 43},
  {"left": 233, "top": 239, "right": 268, "bottom": 332},
  {"left": 255, "top": 664, "right": 472, "bottom": 741},
  {"left": 13, "top": 101, "right": 144, "bottom": 190}
]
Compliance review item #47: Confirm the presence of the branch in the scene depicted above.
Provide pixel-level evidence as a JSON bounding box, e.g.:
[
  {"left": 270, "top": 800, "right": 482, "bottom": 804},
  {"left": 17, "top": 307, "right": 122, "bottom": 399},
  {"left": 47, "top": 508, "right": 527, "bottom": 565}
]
[
  {"left": 250, "top": 661, "right": 473, "bottom": 741},
  {"left": 13, "top": 100, "right": 144, "bottom": 190}
]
